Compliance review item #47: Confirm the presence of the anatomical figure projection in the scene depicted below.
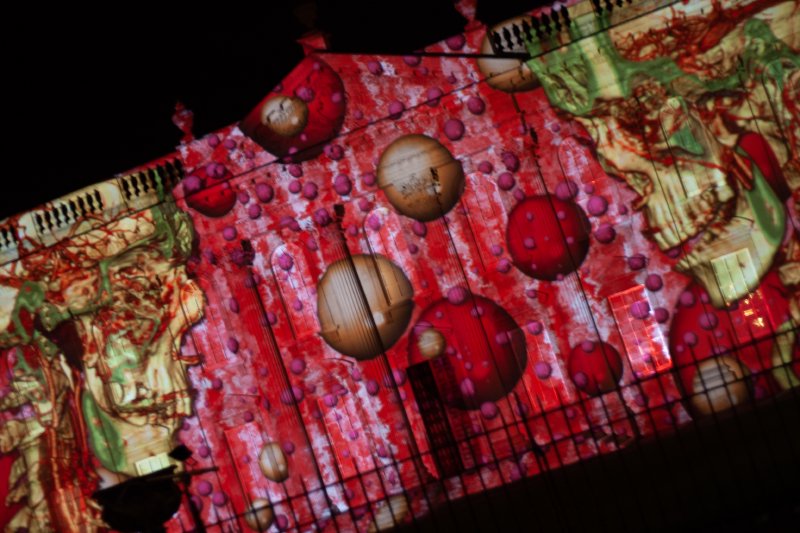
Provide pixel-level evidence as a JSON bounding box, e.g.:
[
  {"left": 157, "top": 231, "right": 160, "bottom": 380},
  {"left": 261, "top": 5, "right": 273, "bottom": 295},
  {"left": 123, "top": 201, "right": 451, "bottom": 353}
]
[
  {"left": 520, "top": 0, "right": 799, "bottom": 413},
  {"left": 0, "top": 0, "right": 798, "bottom": 531},
  {"left": 1, "top": 195, "right": 201, "bottom": 531}
]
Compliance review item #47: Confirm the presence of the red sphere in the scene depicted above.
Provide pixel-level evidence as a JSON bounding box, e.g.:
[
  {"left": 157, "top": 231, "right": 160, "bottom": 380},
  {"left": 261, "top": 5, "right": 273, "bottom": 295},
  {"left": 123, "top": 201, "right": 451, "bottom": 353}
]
[
  {"left": 184, "top": 167, "right": 236, "bottom": 218},
  {"left": 408, "top": 294, "right": 528, "bottom": 409},
  {"left": 506, "top": 195, "right": 590, "bottom": 280},
  {"left": 669, "top": 270, "right": 798, "bottom": 406},
  {"left": 240, "top": 56, "right": 346, "bottom": 162},
  {"left": 567, "top": 341, "right": 623, "bottom": 396}
]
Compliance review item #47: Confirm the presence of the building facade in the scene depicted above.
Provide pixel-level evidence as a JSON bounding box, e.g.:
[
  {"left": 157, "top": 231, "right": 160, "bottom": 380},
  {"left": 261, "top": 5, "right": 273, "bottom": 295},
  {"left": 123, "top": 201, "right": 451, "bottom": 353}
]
[{"left": 0, "top": 0, "right": 798, "bottom": 530}]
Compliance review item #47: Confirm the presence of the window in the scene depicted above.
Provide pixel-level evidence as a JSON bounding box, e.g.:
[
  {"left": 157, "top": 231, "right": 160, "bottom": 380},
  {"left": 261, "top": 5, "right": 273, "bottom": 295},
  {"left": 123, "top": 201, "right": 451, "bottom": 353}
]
[{"left": 608, "top": 285, "right": 671, "bottom": 377}]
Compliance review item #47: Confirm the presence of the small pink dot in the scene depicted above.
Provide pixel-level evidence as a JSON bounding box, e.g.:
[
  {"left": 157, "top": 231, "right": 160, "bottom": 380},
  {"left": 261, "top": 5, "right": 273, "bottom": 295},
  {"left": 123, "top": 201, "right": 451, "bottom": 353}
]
[
  {"left": 443, "top": 118, "right": 465, "bottom": 140},
  {"left": 388, "top": 101, "right": 405, "bottom": 119}
]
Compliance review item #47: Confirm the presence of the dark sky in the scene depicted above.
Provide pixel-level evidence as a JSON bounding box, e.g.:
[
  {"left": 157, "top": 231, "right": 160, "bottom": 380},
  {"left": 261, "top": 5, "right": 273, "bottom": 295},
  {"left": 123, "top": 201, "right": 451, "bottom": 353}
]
[{"left": 4, "top": 0, "right": 544, "bottom": 219}]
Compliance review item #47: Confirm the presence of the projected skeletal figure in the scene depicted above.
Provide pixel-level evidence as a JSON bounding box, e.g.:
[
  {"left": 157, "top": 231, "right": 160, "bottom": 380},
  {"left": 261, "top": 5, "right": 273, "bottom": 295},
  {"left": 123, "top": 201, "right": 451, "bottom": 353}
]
[
  {"left": 1, "top": 1, "right": 799, "bottom": 530},
  {"left": 522, "top": 1, "right": 798, "bottom": 305},
  {"left": 0, "top": 198, "right": 203, "bottom": 531},
  {"left": 517, "top": 0, "right": 799, "bottom": 410}
]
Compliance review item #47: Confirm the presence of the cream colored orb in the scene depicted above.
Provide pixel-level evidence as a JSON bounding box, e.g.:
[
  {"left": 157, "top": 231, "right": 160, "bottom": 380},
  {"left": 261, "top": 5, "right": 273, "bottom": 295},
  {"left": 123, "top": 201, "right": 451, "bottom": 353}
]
[
  {"left": 368, "top": 495, "right": 409, "bottom": 532},
  {"left": 377, "top": 134, "right": 465, "bottom": 222},
  {"left": 476, "top": 17, "right": 540, "bottom": 93},
  {"left": 318, "top": 254, "right": 414, "bottom": 360},
  {"left": 258, "top": 442, "right": 289, "bottom": 482},
  {"left": 260, "top": 95, "right": 309, "bottom": 137},
  {"left": 690, "top": 356, "right": 750, "bottom": 416},
  {"left": 417, "top": 328, "right": 446, "bottom": 359},
  {"left": 243, "top": 499, "right": 275, "bottom": 531}
]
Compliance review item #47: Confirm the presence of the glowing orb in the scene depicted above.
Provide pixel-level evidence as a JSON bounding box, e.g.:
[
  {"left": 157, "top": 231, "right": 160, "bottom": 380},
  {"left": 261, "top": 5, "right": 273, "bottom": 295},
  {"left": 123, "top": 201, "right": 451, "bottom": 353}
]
[
  {"left": 689, "top": 356, "right": 750, "bottom": 416},
  {"left": 507, "top": 195, "right": 591, "bottom": 280},
  {"left": 567, "top": 341, "right": 623, "bottom": 396},
  {"left": 417, "top": 328, "right": 446, "bottom": 359},
  {"left": 259, "top": 95, "right": 309, "bottom": 137},
  {"left": 368, "top": 495, "right": 409, "bottom": 532},
  {"left": 317, "top": 254, "right": 414, "bottom": 360},
  {"left": 408, "top": 293, "right": 527, "bottom": 409},
  {"left": 243, "top": 499, "right": 275, "bottom": 531},
  {"left": 240, "top": 56, "right": 346, "bottom": 161},
  {"left": 258, "top": 442, "right": 288, "bottom": 482},
  {"left": 183, "top": 166, "right": 236, "bottom": 218},
  {"left": 377, "top": 134, "right": 465, "bottom": 221},
  {"left": 669, "top": 271, "right": 797, "bottom": 409},
  {"left": 476, "top": 17, "right": 540, "bottom": 93}
]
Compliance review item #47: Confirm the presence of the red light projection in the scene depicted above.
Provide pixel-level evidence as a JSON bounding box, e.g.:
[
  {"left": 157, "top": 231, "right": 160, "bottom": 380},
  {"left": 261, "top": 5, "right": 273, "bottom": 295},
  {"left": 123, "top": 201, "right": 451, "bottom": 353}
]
[
  {"left": 1, "top": 0, "right": 798, "bottom": 530},
  {"left": 240, "top": 56, "right": 347, "bottom": 163}
]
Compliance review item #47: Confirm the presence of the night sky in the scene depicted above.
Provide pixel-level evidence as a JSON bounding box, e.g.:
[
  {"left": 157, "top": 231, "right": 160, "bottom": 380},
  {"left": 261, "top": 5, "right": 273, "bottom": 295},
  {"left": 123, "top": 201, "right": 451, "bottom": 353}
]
[{"left": 4, "top": 0, "right": 543, "bottom": 219}]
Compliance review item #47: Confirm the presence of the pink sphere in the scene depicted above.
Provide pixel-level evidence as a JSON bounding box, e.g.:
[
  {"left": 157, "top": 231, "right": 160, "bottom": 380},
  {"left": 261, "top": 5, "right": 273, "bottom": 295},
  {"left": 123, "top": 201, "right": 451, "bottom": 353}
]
[
  {"left": 446, "top": 34, "right": 466, "bottom": 50},
  {"left": 388, "top": 101, "right": 405, "bottom": 119},
  {"left": 497, "top": 172, "right": 516, "bottom": 191},
  {"left": 586, "top": 195, "right": 609, "bottom": 216},
  {"left": 443, "top": 119, "right": 465, "bottom": 140},
  {"left": 333, "top": 174, "right": 352, "bottom": 196},
  {"left": 594, "top": 223, "right": 616, "bottom": 244},
  {"left": 627, "top": 254, "right": 647, "bottom": 271},
  {"left": 255, "top": 182, "right": 274, "bottom": 202},
  {"left": 426, "top": 87, "right": 443, "bottom": 105},
  {"left": 466, "top": 96, "right": 486, "bottom": 115},
  {"left": 645, "top": 274, "right": 663, "bottom": 292},
  {"left": 554, "top": 180, "right": 579, "bottom": 201}
]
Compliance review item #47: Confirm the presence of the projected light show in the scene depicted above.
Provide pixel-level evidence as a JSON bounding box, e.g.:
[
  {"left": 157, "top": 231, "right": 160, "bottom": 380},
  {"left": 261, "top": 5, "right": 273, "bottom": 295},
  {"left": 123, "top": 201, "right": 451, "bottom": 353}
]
[{"left": 1, "top": 0, "right": 798, "bottom": 531}]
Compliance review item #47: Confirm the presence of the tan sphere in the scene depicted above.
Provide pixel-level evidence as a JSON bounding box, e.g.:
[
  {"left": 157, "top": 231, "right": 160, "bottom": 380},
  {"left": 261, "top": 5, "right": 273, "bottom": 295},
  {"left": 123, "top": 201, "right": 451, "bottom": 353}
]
[
  {"left": 476, "top": 17, "right": 540, "bottom": 93},
  {"left": 417, "top": 328, "right": 446, "bottom": 359},
  {"left": 258, "top": 442, "right": 289, "bottom": 482},
  {"left": 368, "top": 495, "right": 409, "bottom": 532},
  {"left": 377, "top": 134, "right": 465, "bottom": 222},
  {"left": 690, "top": 356, "right": 750, "bottom": 416},
  {"left": 260, "top": 95, "right": 309, "bottom": 137},
  {"left": 318, "top": 254, "right": 414, "bottom": 360},
  {"left": 243, "top": 499, "right": 275, "bottom": 531}
]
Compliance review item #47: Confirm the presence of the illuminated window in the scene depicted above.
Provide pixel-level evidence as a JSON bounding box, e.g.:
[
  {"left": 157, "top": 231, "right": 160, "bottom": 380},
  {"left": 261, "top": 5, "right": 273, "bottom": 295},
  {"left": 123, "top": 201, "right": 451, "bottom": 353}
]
[
  {"left": 521, "top": 327, "right": 576, "bottom": 411},
  {"left": 134, "top": 453, "right": 171, "bottom": 476},
  {"left": 711, "top": 248, "right": 758, "bottom": 306},
  {"left": 658, "top": 97, "right": 713, "bottom": 198},
  {"left": 608, "top": 285, "right": 671, "bottom": 377},
  {"left": 407, "top": 360, "right": 466, "bottom": 477}
]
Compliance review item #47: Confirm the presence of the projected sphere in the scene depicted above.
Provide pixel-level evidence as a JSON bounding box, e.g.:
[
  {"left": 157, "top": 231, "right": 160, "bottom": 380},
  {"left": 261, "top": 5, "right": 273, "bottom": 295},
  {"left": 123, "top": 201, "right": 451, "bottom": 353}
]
[
  {"left": 567, "top": 341, "right": 623, "bottom": 396},
  {"left": 259, "top": 95, "right": 309, "bottom": 137},
  {"left": 476, "top": 17, "right": 540, "bottom": 93},
  {"left": 183, "top": 165, "right": 236, "bottom": 218},
  {"left": 376, "top": 134, "right": 465, "bottom": 221},
  {"left": 507, "top": 195, "right": 591, "bottom": 280},
  {"left": 368, "top": 495, "right": 409, "bottom": 532},
  {"left": 417, "top": 328, "right": 446, "bottom": 359},
  {"left": 240, "top": 56, "right": 346, "bottom": 161},
  {"left": 690, "top": 356, "right": 750, "bottom": 416},
  {"left": 244, "top": 499, "right": 275, "bottom": 531},
  {"left": 668, "top": 271, "right": 798, "bottom": 411},
  {"left": 258, "top": 442, "right": 288, "bottom": 482},
  {"left": 408, "top": 293, "right": 528, "bottom": 409},
  {"left": 317, "top": 254, "right": 414, "bottom": 360}
]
